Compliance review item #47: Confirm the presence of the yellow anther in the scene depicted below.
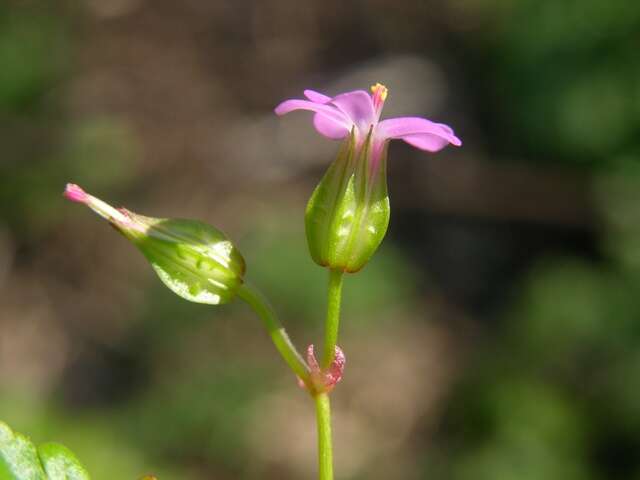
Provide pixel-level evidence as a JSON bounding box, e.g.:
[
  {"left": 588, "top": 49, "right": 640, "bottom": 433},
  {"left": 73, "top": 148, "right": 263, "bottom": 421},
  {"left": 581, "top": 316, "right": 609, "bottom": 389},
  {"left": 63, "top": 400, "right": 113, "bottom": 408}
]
[{"left": 370, "top": 82, "right": 388, "bottom": 102}]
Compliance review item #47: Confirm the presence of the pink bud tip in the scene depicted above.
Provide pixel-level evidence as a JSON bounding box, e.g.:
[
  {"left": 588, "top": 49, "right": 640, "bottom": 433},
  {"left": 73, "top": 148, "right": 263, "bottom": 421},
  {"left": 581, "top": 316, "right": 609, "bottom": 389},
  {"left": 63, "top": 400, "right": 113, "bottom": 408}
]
[{"left": 64, "top": 183, "right": 88, "bottom": 203}]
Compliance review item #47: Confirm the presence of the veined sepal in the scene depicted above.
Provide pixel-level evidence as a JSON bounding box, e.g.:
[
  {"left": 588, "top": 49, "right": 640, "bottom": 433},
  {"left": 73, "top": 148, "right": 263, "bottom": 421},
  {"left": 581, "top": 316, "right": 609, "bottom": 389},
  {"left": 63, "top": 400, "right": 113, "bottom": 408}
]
[
  {"left": 64, "top": 184, "right": 245, "bottom": 305},
  {"left": 305, "top": 130, "right": 390, "bottom": 273}
]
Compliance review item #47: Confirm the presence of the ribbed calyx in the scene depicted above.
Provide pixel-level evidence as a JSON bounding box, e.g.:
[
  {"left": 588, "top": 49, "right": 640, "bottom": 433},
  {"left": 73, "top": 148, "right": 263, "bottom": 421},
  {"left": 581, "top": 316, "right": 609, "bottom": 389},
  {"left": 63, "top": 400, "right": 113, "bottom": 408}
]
[{"left": 305, "top": 130, "right": 390, "bottom": 273}]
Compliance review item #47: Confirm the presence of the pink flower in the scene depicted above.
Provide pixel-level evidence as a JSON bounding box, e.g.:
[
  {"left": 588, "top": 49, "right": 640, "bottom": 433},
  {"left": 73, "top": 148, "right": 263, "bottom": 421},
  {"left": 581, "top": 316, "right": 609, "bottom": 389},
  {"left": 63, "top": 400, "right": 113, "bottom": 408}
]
[
  {"left": 275, "top": 84, "right": 461, "bottom": 272},
  {"left": 275, "top": 83, "right": 461, "bottom": 162}
]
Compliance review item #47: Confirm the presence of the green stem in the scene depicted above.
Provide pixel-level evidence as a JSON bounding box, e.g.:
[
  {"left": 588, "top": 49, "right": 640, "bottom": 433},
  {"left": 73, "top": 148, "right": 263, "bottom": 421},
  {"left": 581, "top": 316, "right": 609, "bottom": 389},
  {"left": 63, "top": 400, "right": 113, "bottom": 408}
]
[
  {"left": 315, "top": 268, "right": 344, "bottom": 480},
  {"left": 322, "top": 269, "right": 344, "bottom": 368},
  {"left": 238, "top": 282, "right": 310, "bottom": 383},
  {"left": 315, "top": 392, "right": 334, "bottom": 480}
]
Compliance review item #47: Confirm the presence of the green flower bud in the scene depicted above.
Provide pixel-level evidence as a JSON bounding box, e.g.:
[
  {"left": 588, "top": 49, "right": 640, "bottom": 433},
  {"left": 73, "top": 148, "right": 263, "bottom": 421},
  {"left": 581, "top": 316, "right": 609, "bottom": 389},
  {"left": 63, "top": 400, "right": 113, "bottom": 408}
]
[
  {"left": 64, "top": 184, "right": 245, "bottom": 305},
  {"left": 305, "top": 130, "right": 390, "bottom": 273}
]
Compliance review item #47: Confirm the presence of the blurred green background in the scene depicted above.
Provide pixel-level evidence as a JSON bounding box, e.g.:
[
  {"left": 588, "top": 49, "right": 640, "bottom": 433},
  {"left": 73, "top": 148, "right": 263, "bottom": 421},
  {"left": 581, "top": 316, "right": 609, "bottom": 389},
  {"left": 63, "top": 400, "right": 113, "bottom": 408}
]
[{"left": 1, "top": 0, "right": 640, "bottom": 479}]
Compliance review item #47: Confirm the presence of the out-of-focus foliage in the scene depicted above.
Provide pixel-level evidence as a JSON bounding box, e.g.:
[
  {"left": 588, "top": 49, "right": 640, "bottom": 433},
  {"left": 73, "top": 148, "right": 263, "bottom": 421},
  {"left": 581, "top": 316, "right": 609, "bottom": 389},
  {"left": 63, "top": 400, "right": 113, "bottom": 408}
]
[
  {"left": 2, "top": 0, "right": 640, "bottom": 479},
  {"left": 463, "top": 0, "right": 640, "bottom": 164},
  {"left": 437, "top": 200, "right": 640, "bottom": 479}
]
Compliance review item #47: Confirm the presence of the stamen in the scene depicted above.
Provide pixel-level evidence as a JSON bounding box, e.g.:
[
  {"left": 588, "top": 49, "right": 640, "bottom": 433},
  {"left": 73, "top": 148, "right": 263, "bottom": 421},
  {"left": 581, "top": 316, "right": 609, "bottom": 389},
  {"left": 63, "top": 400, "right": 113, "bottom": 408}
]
[{"left": 370, "top": 82, "right": 388, "bottom": 113}]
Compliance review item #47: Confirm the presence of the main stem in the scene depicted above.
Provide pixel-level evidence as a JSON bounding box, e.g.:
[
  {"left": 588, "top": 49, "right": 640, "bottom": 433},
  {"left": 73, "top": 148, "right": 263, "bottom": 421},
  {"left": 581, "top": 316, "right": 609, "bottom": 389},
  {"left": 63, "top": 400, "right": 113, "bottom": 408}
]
[
  {"left": 239, "top": 270, "right": 345, "bottom": 480},
  {"left": 315, "top": 268, "right": 344, "bottom": 480},
  {"left": 322, "top": 269, "right": 344, "bottom": 368},
  {"left": 315, "top": 392, "right": 333, "bottom": 480},
  {"left": 237, "top": 282, "right": 310, "bottom": 383}
]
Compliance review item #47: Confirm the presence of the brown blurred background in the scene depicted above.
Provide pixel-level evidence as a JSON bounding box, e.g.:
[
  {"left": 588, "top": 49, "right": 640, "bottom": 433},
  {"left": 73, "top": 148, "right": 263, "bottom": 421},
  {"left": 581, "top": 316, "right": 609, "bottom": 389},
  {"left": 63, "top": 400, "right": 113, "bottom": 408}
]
[{"left": 2, "top": 0, "right": 640, "bottom": 479}]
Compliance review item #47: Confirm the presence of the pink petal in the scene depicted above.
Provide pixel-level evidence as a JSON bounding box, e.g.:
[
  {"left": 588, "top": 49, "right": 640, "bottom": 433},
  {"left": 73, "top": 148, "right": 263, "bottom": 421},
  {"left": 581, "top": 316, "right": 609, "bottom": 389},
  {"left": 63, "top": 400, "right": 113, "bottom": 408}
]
[
  {"left": 274, "top": 99, "right": 345, "bottom": 122},
  {"left": 275, "top": 99, "right": 351, "bottom": 140},
  {"left": 63, "top": 183, "right": 88, "bottom": 203},
  {"left": 378, "top": 117, "right": 462, "bottom": 152},
  {"left": 313, "top": 113, "right": 350, "bottom": 139},
  {"left": 436, "top": 122, "right": 455, "bottom": 136},
  {"left": 330, "top": 90, "right": 376, "bottom": 132},
  {"left": 401, "top": 134, "right": 454, "bottom": 152},
  {"left": 304, "top": 89, "right": 332, "bottom": 103}
]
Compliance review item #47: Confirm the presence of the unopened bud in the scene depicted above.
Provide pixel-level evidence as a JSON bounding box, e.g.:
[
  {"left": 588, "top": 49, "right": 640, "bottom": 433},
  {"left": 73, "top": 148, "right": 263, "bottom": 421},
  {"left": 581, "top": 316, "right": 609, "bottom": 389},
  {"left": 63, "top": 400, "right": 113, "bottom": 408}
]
[{"left": 64, "top": 183, "right": 245, "bottom": 305}]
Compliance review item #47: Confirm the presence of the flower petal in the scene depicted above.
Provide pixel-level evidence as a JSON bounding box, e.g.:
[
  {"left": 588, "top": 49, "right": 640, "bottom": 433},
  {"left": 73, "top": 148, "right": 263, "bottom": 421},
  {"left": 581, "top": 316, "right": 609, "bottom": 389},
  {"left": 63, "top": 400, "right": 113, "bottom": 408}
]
[
  {"left": 275, "top": 99, "right": 351, "bottom": 140},
  {"left": 313, "top": 113, "right": 350, "bottom": 139},
  {"left": 274, "top": 99, "right": 346, "bottom": 122},
  {"left": 378, "top": 117, "right": 461, "bottom": 152},
  {"left": 330, "top": 90, "right": 376, "bottom": 132},
  {"left": 399, "top": 133, "right": 454, "bottom": 152},
  {"left": 304, "top": 89, "right": 332, "bottom": 103}
]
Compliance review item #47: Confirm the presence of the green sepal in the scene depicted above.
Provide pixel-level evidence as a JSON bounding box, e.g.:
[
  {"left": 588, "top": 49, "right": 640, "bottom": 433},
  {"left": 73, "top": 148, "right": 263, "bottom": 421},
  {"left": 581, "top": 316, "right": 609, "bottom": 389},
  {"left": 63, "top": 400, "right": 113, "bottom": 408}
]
[
  {"left": 122, "top": 216, "right": 246, "bottom": 305},
  {"left": 305, "top": 130, "right": 390, "bottom": 273}
]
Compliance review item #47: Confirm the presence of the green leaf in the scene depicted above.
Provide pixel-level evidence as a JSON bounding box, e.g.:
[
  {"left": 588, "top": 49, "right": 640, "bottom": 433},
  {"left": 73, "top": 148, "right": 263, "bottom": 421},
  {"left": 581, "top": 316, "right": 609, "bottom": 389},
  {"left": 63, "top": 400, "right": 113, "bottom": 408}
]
[
  {"left": 0, "top": 422, "right": 93, "bottom": 480},
  {"left": 38, "top": 443, "right": 89, "bottom": 480},
  {"left": 0, "top": 421, "right": 46, "bottom": 480}
]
